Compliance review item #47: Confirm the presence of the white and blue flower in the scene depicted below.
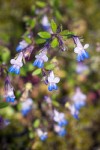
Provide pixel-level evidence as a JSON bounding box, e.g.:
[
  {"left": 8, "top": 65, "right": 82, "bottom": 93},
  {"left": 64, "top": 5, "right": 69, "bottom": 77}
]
[
  {"left": 73, "top": 36, "right": 89, "bottom": 62},
  {"left": 9, "top": 52, "right": 23, "bottom": 74},
  {"left": 21, "top": 98, "right": 33, "bottom": 117},
  {"left": 16, "top": 40, "right": 29, "bottom": 52},
  {"left": 37, "top": 129, "right": 48, "bottom": 141},
  {"left": 53, "top": 110, "right": 68, "bottom": 127},
  {"left": 69, "top": 104, "right": 79, "bottom": 120},
  {"left": 41, "top": 15, "right": 51, "bottom": 31},
  {"left": 33, "top": 51, "right": 48, "bottom": 68},
  {"left": 72, "top": 87, "right": 87, "bottom": 110},
  {"left": 47, "top": 71, "right": 60, "bottom": 91},
  {"left": 5, "top": 84, "right": 15, "bottom": 103},
  {"left": 54, "top": 125, "right": 67, "bottom": 137}
]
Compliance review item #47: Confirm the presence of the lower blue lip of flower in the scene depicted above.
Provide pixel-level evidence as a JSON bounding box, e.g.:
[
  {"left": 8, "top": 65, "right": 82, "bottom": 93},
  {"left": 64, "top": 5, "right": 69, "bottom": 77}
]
[
  {"left": 53, "top": 84, "right": 58, "bottom": 90},
  {"left": 40, "top": 135, "right": 47, "bottom": 141},
  {"left": 6, "top": 97, "right": 15, "bottom": 102},
  {"left": 33, "top": 60, "right": 44, "bottom": 68},
  {"left": 21, "top": 108, "right": 31, "bottom": 116},
  {"left": 48, "top": 84, "right": 53, "bottom": 91},
  {"left": 73, "top": 114, "right": 79, "bottom": 120},
  {"left": 48, "top": 84, "right": 58, "bottom": 91},
  {"left": 9, "top": 66, "right": 15, "bottom": 73},
  {"left": 82, "top": 51, "right": 89, "bottom": 59},
  {"left": 58, "top": 120, "right": 68, "bottom": 127},
  {"left": 16, "top": 45, "right": 23, "bottom": 52},
  {"left": 77, "top": 54, "right": 84, "bottom": 62},
  {"left": 74, "top": 102, "right": 85, "bottom": 110},
  {"left": 15, "top": 68, "right": 20, "bottom": 74},
  {"left": 58, "top": 129, "right": 66, "bottom": 137},
  {"left": 9, "top": 66, "right": 20, "bottom": 74},
  {"left": 42, "top": 25, "right": 50, "bottom": 31}
]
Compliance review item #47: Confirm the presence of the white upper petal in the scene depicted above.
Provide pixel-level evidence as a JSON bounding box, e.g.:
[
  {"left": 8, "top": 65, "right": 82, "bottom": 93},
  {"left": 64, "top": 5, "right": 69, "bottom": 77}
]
[
  {"left": 41, "top": 55, "right": 48, "bottom": 62},
  {"left": 53, "top": 77, "right": 60, "bottom": 83},
  {"left": 74, "top": 47, "right": 80, "bottom": 53},
  {"left": 84, "top": 44, "right": 89, "bottom": 49}
]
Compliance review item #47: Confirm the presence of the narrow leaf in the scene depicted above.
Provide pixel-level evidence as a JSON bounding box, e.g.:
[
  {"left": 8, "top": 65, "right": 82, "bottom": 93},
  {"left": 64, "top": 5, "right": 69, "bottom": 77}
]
[
  {"left": 0, "top": 102, "right": 9, "bottom": 109},
  {"left": 32, "top": 69, "right": 41, "bottom": 75},
  {"left": 50, "top": 19, "right": 57, "bottom": 33}
]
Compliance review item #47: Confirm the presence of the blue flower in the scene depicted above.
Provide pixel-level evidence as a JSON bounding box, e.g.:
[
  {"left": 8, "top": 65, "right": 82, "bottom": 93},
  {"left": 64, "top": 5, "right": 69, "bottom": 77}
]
[
  {"left": 58, "top": 119, "right": 68, "bottom": 127},
  {"left": 9, "top": 52, "right": 23, "bottom": 74},
  {"left": 37, "top": 129, "right": 48, "bottom": 141},
  {"left": 40, "top": 134, "right": 48, "bottom": 141},
  {"left": 6, "top": 96, "right": 15, "bottom": 102},
  {"left": 74, "top": 101, "right": 86, "bottom": 110},
  {"left": 41, "top": 15, "right": 51, "bottom": 31},
  {"left": 21, "top": 108, "right": 31, "bottom": 116},
  {"left": 33, "top": 51, "right": 48, "bottom": 68},
  {"left": 5, "top": 82, "right": 15, "bottom": 103},
  {"left": 68, "top": 104, "right": 79, "bottom": 120},
  {"left": 48, "top": 71, "right": 60, "bottom": 91},
  {"left": 58, "top": 128, "right": 67, "bottom": 137},
  {"left": 54, "top": 125, "right": 67, "bottom": 137},
  {"left": 72, "top": 87, "right": 87, "bottom": 110},
  {"left": 53, "top": 110, "right": 68, "bottom": 127},
  {"left": 73, "top": 36, "right": 89, "bottom": 62},
  {"left": 21, "top": 98, "right": 33, "bottom": 116},
  {"left": 16, "top": 40, "right": 28, "bottom": 52}
]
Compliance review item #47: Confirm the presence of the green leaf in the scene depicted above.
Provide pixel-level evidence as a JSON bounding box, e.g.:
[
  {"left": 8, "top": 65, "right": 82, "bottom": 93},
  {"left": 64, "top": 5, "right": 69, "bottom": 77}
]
[
  {"left": 38, "top": 32, "right": 51, "bottom": 39},
  {"left": 45, "top": 63, "right": 55, "bottom": 70},
  {"left": 0, "top": 102, "right": 9, "bottom": 109},
  {"left": 36, "top": 38, "right": 46, "bottom": 44},
  {"left": 50, "top": 19, "right": 57, "bottom": 33},
  {"left": 33, "top": 119, "right": 40, "bottom": 128},
  {"left": 23, "top": 37, "right": 31, "bottom": 44},
  {"left": 32, "top": 69, "right": 41, "bottom": 76},
  {"left": 36, "top": 1, "right": 46, "bottom": 8},
  {"left": 27, "top": 19, "right": 36, "bottom": 28},
  {"left": 52, "top": 101, "right": 59, "bottom": 107},
  {"left": 60, "top": 30, "right": 74, "bottom": 37},
  {"left": 51, "top": 38, "right": 59, "bottom": 48}
]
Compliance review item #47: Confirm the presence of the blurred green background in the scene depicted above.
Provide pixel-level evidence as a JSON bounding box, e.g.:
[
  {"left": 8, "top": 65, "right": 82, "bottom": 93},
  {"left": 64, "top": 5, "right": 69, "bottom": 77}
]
[{"left": 0, "top": 0, "right": 100, "bottom": 150}]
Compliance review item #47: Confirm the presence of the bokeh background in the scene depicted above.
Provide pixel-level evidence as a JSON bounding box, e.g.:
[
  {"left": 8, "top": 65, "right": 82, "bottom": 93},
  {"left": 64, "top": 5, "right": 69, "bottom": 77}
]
[{"left": 0, "top": 0, "right": 100, "bottom": 150}]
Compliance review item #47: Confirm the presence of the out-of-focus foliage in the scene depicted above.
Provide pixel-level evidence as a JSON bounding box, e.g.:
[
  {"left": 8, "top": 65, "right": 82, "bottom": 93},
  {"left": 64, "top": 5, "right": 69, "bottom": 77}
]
[{"left": 0, "top": 0, "right": 100, "bottom": 150}]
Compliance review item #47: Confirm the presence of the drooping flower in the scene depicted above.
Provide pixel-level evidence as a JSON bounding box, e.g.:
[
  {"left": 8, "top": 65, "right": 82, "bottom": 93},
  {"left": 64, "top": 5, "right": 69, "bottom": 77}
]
[
  {"left": 16, "top": 40, "right": 29, "bottom": 52},
  {"left": 76, "top": 62, "right": 89, "bottom": 74},
  {"left": 72, "top": 87, "right": 87, "bottom": 110},
  {"left": 37, "top": 129, "right": 48, "bottom": 141},
  {"left": 21, "top": 98, "right": 33, "bottom": 116},
  {"left": 9, "top": 52, "right": 23, "bottom": 74},
  {"left": 0, "top": 116, "right": 10, "bottom": 129},
  {"left": 33, "top": 50, "right": 48, "bottom": 68},
  {"left": 73, "top": 36, "right": 89, "bottom": 62},
  {"left": 54, "top": 125, "right": 67, "bottom": 137},
  {"left": 5, "top": 76, "right": 15, "bottom": 102},
  {"left": 47, "top": 71, "right": 60, "bottom": 91},
  {"left": 53, "top": 110, "right": 68, "bottom": 127},
  {"left": 41, "top": 15, "right": 51, "bottom": 31},
  {"left": 69, "top": 104, "right": 79, "bottom": 120}
]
